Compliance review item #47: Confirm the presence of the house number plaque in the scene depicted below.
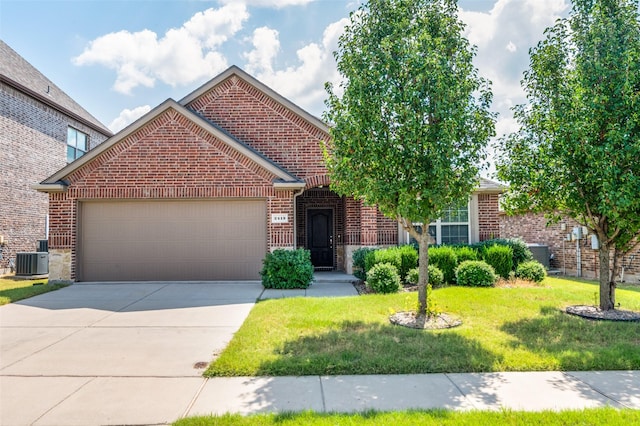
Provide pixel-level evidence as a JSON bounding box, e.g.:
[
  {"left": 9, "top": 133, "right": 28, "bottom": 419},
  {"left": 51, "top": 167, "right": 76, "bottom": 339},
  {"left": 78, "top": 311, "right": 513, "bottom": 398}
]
[{"left": 271, "top": 214, "right": 289, "bottom": 224}]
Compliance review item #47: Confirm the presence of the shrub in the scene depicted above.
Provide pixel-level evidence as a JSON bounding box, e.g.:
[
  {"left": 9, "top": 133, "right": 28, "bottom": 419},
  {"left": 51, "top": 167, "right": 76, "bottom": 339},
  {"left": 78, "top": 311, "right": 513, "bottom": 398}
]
[
  {"left": 397, "top": 245, "right": 418, "bottom": 281},
  {"left": 456, "top": 260, "right": 497, "bottom": 287},
  {"left": 366, "top": 263, "right": 401, "bottom": 294},
  {"left": 364, "top": 248, "right": 402, "bottom": 277},
  {"left": 406, "top": 268, "right": 419, "bottom": 285},
  {"left": 482, "top": 244, "right": 513, "bottom": 279},
  {"left": 405, "top": 264, "right": 445, "bottom": 288},
  {"left": 453, "top": 246, "right": 479, "bottom": 264},
  {"left": 515, "top": 260, "right": 547, "bottom": 283},
  {"left": 352, "top": 247, "right": 376, "bottom": 280},
  {"left": 428, "top": 246, "right": 458, "bottom": 284},
  {"left": 260, "top": 249, "right": 314, "bottom": 289},
  {"left": 472, "top": 238, "right": 532, "bottom": 268}
]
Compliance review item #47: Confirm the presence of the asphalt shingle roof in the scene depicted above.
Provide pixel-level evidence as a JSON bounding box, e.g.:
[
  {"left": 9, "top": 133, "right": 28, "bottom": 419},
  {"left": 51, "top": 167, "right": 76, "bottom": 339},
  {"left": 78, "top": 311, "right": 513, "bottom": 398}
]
[{"left": 0, "top": 40, "right": 111, "bottom": 135}]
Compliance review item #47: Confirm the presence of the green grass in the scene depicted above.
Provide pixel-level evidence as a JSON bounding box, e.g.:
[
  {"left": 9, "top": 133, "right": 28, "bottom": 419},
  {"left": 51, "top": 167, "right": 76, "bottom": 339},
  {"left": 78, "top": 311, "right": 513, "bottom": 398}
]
[
  {"left": 206, "top": 277, "right": 640, "bottom": 376},
  {"left": 0, "top": 277, "right": 67, "bottom": 305},
  {"left": 174, "top": 408, "right": 640, "bottom": 426}
]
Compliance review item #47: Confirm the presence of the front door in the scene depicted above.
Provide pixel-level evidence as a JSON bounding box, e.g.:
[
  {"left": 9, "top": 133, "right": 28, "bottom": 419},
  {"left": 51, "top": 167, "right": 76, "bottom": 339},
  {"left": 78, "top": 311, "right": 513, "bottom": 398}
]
[{"left": 307, "top": 209, "right": 333, "bottom": 268}]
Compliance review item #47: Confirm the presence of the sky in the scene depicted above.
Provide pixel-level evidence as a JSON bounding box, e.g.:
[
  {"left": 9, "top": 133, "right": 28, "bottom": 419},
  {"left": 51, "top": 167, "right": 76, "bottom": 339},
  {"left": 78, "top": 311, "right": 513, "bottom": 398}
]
[{"left": 0, "top": 0, "right": 570, "bottom": 177}]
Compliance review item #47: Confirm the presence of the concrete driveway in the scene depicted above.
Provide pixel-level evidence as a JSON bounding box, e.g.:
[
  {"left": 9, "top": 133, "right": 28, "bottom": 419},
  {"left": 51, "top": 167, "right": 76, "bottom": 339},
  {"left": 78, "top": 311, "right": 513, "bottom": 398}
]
[{"left": 0, "top": 281, "right": 264, "bottom": 425}]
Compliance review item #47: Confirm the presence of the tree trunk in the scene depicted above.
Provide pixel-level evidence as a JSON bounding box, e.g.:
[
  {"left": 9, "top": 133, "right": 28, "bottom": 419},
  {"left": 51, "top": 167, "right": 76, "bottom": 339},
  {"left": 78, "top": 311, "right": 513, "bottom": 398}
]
[
  {"left": 417, "top": 233, "right": 430, "bottom": 316},
  {"left": 598, "top": 242, "right": 615, "bottom": 311}
]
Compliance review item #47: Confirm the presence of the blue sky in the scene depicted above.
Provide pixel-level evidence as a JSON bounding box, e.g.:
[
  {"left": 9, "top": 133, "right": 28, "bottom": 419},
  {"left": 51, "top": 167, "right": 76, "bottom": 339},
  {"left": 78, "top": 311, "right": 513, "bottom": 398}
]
[{"left": 1, "top": 0, "right": 569, "bottom": 172}]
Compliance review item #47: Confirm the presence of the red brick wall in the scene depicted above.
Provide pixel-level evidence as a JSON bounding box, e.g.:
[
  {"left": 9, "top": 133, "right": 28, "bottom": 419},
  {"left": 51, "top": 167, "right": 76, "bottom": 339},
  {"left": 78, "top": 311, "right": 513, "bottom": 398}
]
[
  {"left": 500, "top": 211, "right": 640, "bottom": 281},
  {"left": 47, "top": 108, "right": 299, "bottom": 279},
  {"left": 478, "top": 193, "right": 500, "bottom": 241},
  {"left": 186, "top": 76, "right": 330, "bottom": 180},
  {"left": 0, "top": 82, "right": 108, "bottom": 272}
]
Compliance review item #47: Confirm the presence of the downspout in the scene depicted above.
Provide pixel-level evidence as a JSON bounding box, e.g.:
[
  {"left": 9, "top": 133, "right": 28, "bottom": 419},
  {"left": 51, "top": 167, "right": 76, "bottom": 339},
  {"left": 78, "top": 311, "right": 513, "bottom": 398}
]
[{"left": 292, "top": 187, "right": 305, "bottom": 249}]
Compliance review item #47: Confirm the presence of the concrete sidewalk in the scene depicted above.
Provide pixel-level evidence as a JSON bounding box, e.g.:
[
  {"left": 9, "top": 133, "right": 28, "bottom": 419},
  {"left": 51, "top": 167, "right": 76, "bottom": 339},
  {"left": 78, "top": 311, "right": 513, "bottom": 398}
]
[{"left": 187, "top": 371, "right": 640, "bottom": 416}]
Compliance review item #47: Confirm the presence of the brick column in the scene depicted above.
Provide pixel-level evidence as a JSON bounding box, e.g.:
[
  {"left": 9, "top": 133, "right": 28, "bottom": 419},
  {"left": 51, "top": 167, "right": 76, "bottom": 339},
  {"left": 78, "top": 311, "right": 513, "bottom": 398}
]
[{"left": 360, "top": 203, "right": 378, "bottom": 246}]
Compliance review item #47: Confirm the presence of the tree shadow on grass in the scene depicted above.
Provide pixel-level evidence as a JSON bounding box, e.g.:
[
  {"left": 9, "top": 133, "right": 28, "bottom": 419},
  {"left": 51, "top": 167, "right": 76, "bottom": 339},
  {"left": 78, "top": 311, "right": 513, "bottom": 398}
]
[
  {"left": 500, "top": 306, "right": 640, "bottom": 371},
  {"left": 255, "top": 320, "right": 501, "bottom": 376}
]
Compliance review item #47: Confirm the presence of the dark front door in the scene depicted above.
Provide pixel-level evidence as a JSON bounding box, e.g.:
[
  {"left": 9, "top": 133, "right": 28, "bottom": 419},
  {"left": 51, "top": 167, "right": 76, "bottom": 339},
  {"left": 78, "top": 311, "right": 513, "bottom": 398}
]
[{"left": 307, "top": 209, "right": 333, "bottom": 268}]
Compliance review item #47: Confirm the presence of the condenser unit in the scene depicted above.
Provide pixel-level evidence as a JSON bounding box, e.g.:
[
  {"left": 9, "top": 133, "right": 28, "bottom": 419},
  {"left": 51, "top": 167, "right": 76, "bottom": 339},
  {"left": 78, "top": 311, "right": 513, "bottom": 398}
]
[
  {"left": 37, "top": 239, "right": 48, "bottom": 252},
  {"left": 15, "top": 252, "right": 49, "bottom": 275}
]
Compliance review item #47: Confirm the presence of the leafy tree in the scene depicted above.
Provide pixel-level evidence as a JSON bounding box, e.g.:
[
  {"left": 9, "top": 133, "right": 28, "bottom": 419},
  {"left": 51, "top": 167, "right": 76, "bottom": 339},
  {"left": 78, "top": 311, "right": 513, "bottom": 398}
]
[
  {"left": 497, "top": 0, "right": 640, "bottom": 311},
  {"left": 324, "top": 0, "right": 495, "bottom": 316}
]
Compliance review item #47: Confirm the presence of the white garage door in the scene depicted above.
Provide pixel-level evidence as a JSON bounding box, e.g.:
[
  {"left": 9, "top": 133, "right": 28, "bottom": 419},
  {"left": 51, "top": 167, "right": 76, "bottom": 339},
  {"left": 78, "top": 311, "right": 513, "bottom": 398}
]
[{"left": 79, "top": 200, "right": 266, "bottom": 281}]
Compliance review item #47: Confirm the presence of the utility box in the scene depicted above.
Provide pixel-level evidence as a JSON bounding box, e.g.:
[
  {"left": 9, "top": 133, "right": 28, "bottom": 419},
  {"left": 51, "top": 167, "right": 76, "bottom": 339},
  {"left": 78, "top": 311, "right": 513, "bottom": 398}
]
[
  {"left": 527, "top": 244, "right": 550, "bottom": 269},
  {"left": 15, "top": 252, "right": 49, "bottom": 275}
]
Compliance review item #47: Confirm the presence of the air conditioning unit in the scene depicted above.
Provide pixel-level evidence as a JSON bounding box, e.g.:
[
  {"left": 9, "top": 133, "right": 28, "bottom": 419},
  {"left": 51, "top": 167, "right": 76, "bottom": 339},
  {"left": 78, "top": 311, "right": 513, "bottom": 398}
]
[
  {"left": 37, "top": 239, "right": 48, "bottom": 252},
  {"left": 15, "top": 252, "right": 49, "bottom": 275}
]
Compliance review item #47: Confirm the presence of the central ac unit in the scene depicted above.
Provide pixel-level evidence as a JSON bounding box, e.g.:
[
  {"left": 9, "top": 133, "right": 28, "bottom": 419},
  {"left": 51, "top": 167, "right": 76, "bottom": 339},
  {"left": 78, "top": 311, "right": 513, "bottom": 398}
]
[{"left": 15, "top": 252, "right": 49, "bottom": 275}]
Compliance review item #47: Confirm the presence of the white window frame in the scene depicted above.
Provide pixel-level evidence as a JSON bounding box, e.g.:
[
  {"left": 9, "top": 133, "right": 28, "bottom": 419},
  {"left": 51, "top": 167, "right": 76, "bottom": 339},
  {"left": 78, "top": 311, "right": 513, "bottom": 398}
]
[{"left": 407, "top": 202, "right": 471, "bottom": 245}]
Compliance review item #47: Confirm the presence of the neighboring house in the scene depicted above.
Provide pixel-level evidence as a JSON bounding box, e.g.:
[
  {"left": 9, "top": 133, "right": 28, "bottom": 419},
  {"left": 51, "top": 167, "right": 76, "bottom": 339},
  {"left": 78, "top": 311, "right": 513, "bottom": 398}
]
[
  {"left": 501, "top": 212, "right": 640, "bottom": 283},
  {"left": 35, "top": 65, "right": 503, "bottom": 282},
  {"left": 0, "top": 40, "right": 112, "bottom": 274}
]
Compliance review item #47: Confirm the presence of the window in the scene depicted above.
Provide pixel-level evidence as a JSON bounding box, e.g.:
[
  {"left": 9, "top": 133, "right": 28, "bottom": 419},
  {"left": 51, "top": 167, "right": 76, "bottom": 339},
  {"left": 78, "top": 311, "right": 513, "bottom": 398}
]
[
  {"left": 409, "top": 203, "right": 470, "bottom": 245},
  {"left": 432, "top": 204, "right": 470, "bottom": 244},
  {"left": 67, "top": 127, "right": 88, "bottom": 162}
]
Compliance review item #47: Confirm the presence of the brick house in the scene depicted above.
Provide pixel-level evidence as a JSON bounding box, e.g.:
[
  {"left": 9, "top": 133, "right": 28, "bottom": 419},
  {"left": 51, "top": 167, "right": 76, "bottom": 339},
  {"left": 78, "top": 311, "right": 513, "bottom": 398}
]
[
  {"left": 0, "top": 40, "right": 112, "bottom": 274},
  {"left": 35, "top": 65, "right": 503, "bottom": 282},
  {"left": 501, "top": 212, "right": 640, "bottom": 283}
]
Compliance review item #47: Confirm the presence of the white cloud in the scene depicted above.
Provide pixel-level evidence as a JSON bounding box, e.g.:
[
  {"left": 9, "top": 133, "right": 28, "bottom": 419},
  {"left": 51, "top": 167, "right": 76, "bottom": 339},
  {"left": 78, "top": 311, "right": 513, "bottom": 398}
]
[
  {"left": 459, "top": 0, "right": 569, "bottom": 176},
  {"left": 219, "top": 0, "right": 313, "bottom": 8},
  {"left": 108, "top": 105, "right": 152, "bottom": 132},
  {"left": 74, "top": 4, "right": 249, "bottom": 94},
  {"left": 460, "top": 0, "right": 569, "bottom": 120},
  {"left": 242, "top": 18, "right": 349, "bottom": 116},
  {"left": 243, "top": 27, "right": 280, "bottom": 75}
]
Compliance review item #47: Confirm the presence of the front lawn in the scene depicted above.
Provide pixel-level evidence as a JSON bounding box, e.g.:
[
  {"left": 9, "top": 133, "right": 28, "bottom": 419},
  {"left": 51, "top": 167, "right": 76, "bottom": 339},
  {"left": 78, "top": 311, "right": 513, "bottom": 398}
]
[
  {"left": 0, "top": 277, "right": 67, "bottom": 305},
  {"left": 206, "top": 277, "right": 640, "bottom": 376},
  {"left": 174, "top": 408, "right": 640, "bottom": 426}
]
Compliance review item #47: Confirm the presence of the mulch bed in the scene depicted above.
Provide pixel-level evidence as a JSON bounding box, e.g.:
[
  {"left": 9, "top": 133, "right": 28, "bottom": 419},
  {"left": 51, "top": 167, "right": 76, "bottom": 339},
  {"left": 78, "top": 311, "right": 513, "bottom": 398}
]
[
  {"left": 565, "top": 305, "right": 640, "bottom": 322},
  {"left": 353, "top": 280, "right": 461, "bottom": 329},
  {"left": 389, "top": 311, "right": 462, "bottom": 330}
]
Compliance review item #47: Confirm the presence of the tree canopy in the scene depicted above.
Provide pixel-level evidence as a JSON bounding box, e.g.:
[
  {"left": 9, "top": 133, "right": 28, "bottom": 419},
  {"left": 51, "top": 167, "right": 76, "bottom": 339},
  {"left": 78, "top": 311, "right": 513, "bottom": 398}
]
[
  {"left": 497, "top": 0, "right": 640, "bottom": 310},
  {"left": 324, "top": 0, "right": 495, "bottom": 315}
]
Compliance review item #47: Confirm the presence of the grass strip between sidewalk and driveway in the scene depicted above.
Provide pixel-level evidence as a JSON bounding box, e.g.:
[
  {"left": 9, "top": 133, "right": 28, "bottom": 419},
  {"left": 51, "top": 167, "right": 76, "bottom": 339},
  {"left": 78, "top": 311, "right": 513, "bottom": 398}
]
[
  {"left": 0, "top": 277, "right": 67, "bottom": 305},
  {"left": 206, "top": 277, "right": 640, "bottom": 376},
  {"left": 174, "top": 407, "right": 640, "bottom": 426}
]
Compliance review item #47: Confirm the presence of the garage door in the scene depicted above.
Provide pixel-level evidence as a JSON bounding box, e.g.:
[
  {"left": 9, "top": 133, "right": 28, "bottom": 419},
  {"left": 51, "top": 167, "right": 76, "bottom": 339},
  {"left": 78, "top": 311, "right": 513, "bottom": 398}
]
[{"left": 80, "top": 200, "right": 266, "bottom": 281}]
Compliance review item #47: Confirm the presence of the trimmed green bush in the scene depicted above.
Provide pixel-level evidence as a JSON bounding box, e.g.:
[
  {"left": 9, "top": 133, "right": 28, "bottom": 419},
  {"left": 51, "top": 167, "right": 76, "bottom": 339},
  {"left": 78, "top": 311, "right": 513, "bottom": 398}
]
[
  {"left": 397, "top": 245, "right": 418, "bottom": 281},
  {"left": 352, "top": 247, "right": 376, "bottom": 280},
  {"left": 406, "top": 268, "right": 419, "bottom": 285},
  {"left": 482, "top": 244, "right": 513, "bottom": 279},
  {"left": 366, "top": 263, "right": 401, "bottom": 294},
  {"left": 472, "top": 238, "right": 532, "bottom": 268},
  {"left": 456, "top": 260, "right": 497, "bottom": 287},
  {"left": 364, "top": 248, "right": 402, "bottom": 277},
  {"left": 260, "top": 249, "right": 314, "bottom": 289},
  {"left": 515, "top": 261, "right": 547, "bottom": 283},
  {"left": 453, "top": 246, "right": 479, "bottom": 264},
  {"left": 428, "top": 246, "right": 458, "bottom": 284},
  {"left": 405, "top": 264, "right": 445, "bottom": 288}
]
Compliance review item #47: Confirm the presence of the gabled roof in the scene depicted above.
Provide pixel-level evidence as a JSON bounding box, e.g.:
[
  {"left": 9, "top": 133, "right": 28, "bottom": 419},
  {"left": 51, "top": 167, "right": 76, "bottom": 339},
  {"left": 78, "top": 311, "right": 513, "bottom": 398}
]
[
  {"left": 34, "top": 99, "right": 303, "bottom": 192},
  {"left": 477, "top": 177, "right": 506, "bottom": 193},
  {"left": 180, "top": 65, "right": 330, "bottom": 134},
  {"left": 0, "top": 40, "right": 111, "bottom": 136}
]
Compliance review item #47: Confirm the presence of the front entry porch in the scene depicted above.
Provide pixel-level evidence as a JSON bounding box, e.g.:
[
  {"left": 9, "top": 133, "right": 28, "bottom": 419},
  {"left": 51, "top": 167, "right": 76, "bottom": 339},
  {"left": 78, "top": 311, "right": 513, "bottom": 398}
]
[{"left": 295, "top": 187, "right": 399, "bottom": 272}]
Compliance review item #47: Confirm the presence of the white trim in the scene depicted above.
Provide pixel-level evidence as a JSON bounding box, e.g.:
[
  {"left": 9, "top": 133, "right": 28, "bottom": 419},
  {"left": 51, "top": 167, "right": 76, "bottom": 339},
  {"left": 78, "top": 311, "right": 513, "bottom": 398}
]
[{"left": 32, "top": 183, "right": 67, "bottom": 193}]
